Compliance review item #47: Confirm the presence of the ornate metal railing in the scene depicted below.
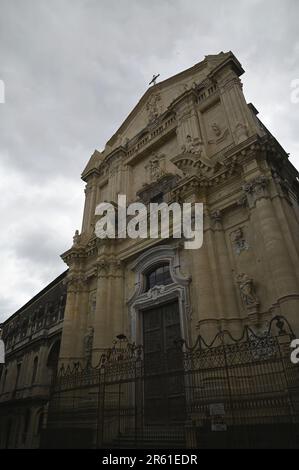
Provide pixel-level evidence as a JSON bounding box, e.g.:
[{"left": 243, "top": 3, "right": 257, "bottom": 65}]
[{"left": 44, "top": 316, "right": 299, "bottom": 449}]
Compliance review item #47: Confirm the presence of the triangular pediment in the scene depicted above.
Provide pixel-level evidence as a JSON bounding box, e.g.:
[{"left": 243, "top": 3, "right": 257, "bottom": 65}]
[{"left": 103, "top": 51, "right": 243, "bottom": 154}]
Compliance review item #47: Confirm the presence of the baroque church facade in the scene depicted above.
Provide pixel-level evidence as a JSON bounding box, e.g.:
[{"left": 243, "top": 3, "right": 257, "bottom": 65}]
[
  {"left": 60, "top": 51, "right": 299, "bottom": 364},
  {"left": 1, "top": 51, "right": 299, "bottom": 448}
]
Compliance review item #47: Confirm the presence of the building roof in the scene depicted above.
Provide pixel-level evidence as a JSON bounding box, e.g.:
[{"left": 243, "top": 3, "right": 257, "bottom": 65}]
[{"left": 1, "top": 270, "right": 68, "bottom": 327}]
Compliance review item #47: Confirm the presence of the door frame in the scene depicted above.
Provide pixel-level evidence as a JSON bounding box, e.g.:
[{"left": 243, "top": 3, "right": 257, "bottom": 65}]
[
  {"left": 127, "top": 244, "right": 192, "bottom": 347},
  {"left": 141, "top": 299, "right": 185, "bottom": 425}
]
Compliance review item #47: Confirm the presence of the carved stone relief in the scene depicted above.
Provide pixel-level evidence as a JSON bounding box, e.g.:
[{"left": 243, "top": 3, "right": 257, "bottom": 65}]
[
  {"left": 181, "top": 134, "right": 204, "bottom": 156},
  {"left": 146, "top": 92, "right": 162, "bottom": 124},
  {"left": 235, "top": 273, "right": 259, "bottom": 311},
  {"left": 230, "top": 227, "right": 249, "bottom": 255},
  {"left": 242, "top": 176, "right": 269, "bottom": 208},
  {"left": 208, "top": 122, "right": 229, "bottom": 144},
  {"left": 202, "top": 101, "right": 232, "bottom": 153},
  {"left": 145, "top": 154, "right": 166, "bottom": 183}
]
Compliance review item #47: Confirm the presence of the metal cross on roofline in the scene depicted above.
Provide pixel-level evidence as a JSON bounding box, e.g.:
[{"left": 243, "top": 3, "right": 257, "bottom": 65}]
[{"left": 149, "top": 74, "right": 160, "bottom": 86}]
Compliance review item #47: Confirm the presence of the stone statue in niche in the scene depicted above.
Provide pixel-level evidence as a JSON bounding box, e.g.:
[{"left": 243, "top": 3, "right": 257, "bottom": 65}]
[
  {"left": 146, "top": 93, "right": 161, "bottom": 124},
  {"left": 235, "top": 273, "right": 259, "bottom": 310},
  {"left": 231, "top": 227, "right": 248, "bottom": 255},
  {"left": 73, "top": 230, "right": 80, "bottom": 246},
  {"left": 84, "top": 326, "right": 94, "bottom": 365},
  {"left": 181, "top": 134, "right": 204, "bottom": 156},
  {"left": 208, "top": 122, "right": 229, "bottom": 144}
]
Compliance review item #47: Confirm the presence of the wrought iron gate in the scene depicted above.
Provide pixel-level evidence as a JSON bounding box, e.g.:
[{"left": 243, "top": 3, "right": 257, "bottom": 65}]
[{"left": 44, "top": 316, "right": 299, "bottom": 449}]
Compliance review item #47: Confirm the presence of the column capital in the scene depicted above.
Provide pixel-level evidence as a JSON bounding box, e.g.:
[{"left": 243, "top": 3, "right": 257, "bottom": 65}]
[{"left": 242, "top": 175, "right": 269, "bottom": 208}]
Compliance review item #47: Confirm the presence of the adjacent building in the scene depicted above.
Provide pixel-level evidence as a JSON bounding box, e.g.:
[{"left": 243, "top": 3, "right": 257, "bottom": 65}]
[{"left": 0, "top": 271, "right": 67, "bottom": 448}]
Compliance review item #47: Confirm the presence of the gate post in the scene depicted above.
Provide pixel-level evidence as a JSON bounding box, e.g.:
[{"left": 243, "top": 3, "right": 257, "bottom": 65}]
[
  {"left": 185, "top": 420, "right": 197, "bottom": 448},
  {"left": 96, "top": 365, "right": 106, "bottom": 448}
]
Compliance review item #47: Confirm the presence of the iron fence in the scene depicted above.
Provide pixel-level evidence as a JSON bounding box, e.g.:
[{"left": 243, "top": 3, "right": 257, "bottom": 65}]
[{"left": 44, "top": 316, "right": 299, "bottom": 449}]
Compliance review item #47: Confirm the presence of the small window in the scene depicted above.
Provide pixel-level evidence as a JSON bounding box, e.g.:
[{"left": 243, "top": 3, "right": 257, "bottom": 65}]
[{"left": 145, "top": 264, "right": 172, "bottom": 291}]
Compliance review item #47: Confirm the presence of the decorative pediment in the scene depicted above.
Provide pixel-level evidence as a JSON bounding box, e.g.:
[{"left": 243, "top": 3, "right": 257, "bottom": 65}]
[
  {"left": 171, "top": 153, "right": 216, "bottom": 178},
  {"left": 103, "top": 52, "right": 240, "bottom": 156}
]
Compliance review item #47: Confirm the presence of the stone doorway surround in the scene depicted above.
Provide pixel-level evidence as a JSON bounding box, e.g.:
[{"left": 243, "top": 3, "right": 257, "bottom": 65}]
[{"left": 127, "top": 244, "right": 192, "bottom": 345}]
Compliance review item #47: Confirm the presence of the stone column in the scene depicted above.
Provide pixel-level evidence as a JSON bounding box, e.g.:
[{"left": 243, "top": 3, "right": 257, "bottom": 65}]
[
  {"left": 74, "top": 284, "right": 90, "bottom": 360},
  {"left": 209, "top": 209, "right": 239, "bottom": 319},
  {"left": 81, "top": 175, "right": 98, "bottom": 234},
  {"left": 107, "top": 259, "right": 125, "bottom": 340},
  {"left": 190, "top": 211, "right": 218, "bottom": 321},
  {"left": 81, "top": 184, "right": 91, "bottom": 233},
  {"left": 59, "top": 274, "right": 84, "bottom": 365},
  {"left": 218, "top": 69, "right": 258, "bottom": 144},
  {"left": 92, "top": 258, "right": 110, "bottom": 361},
  {"left": 243, "top": 176, "right": 299, "bottom": 305},
  {"left": 271, "top": 175, "right": 299, "bottom": 282}
]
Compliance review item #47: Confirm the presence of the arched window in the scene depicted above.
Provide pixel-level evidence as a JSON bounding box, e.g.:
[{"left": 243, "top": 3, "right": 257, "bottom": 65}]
[
  {"left": 47, "top": 340, "right": 61, "bottom": 382},
  {"left": 145, "top": 264, "right": 172, "bottom": 291},
  {"left": 31, "top": 357, "right": 38, "bottom": 385}
]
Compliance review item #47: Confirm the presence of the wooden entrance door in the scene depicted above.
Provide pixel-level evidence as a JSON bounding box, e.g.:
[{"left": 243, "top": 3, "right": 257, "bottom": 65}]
[{"left": 142, "top": 301, "right": 185, "bottom": 424}]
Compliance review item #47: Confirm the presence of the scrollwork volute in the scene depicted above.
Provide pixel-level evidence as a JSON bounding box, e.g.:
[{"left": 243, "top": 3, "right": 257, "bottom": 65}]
[{"left": 242, "top": 176, "right": 269, "bottom": 208}]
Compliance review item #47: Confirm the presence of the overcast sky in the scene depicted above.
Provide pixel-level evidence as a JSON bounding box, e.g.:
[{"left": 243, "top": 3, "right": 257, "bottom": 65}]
[{"left": 0, "top": 0, "right": 298, "bottom": 322}]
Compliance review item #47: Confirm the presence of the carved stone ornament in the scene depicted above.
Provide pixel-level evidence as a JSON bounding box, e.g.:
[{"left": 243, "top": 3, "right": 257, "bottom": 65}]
[
  {"left": 146, "top": 92, "right": 161, "bottom": 124},
  {"left": 146, "top": 155, "right": 165, "bottom": 182},
  {"left": 208, "top": 122, "right": 229, "bottom": 144},
  {"left": 210, "top": 209, "right": 222, "bottom": 226},
  {"left": 181, "top": 134, "right": 204, "bottom": 156},
  {"left": 230, "top": 227, "right": 249, "bottom": 255},
  {"left": 235, "top": 273, "right": 259, "bottom": 311},
  {"left": 146, "top": 285, "right": 166, "bottom": 299},
  {"left": 73, "top": 229, "right": 80, "bottom": 246},
  {"left": 242, "top": 175, "right": 269, "bottom": 208}
]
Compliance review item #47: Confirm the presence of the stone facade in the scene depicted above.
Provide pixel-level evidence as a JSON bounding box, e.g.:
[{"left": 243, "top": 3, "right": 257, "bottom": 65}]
[
  {"left": 59, "top": 51, "right": 299, "bottom": 370},
  {"left": 1, "top": 51, "right": 299, "bottom": 448},
  {"left": 0, "top": 271, "right": 67, "bottom": 448}
]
